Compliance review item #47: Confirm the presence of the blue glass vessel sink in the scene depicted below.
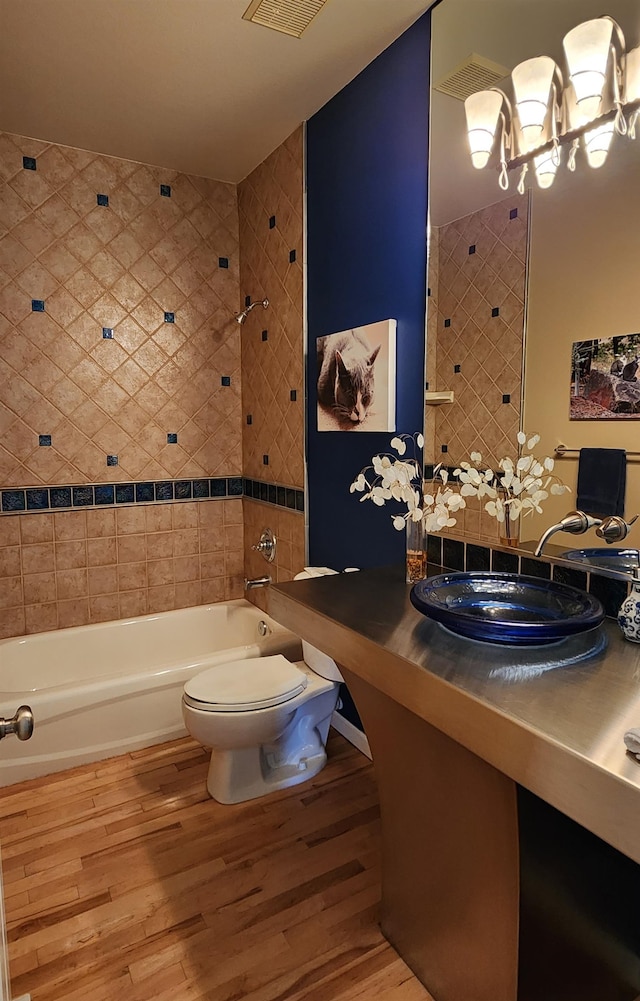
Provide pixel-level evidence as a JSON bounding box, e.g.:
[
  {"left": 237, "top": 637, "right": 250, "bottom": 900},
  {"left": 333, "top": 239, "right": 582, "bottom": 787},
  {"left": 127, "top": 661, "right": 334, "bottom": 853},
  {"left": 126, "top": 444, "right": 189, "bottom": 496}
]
[
  {"left": 410, "top": 571, "right": 605, "bottom": 646},
  {"left": 561, "top": 548, "right": 640, "bottom": 573}
]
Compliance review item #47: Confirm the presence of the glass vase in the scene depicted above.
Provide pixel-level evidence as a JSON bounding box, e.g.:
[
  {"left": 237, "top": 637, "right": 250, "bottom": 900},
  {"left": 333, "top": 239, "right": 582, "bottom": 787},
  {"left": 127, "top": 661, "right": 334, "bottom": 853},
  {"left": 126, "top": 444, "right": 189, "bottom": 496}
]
[
  {"left": 500, "top": 508, "right": 520, "bottom": 548},
  {"left": 406, "top": 518, "right": 427, "bottom": 584}
]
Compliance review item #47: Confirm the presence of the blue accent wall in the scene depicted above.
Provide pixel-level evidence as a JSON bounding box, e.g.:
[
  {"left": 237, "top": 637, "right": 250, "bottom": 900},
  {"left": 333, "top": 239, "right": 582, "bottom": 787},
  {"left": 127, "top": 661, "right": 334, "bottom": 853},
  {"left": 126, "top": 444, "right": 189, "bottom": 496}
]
[{"left": 306, "top": 12, "right": 431, "bottom": 570}]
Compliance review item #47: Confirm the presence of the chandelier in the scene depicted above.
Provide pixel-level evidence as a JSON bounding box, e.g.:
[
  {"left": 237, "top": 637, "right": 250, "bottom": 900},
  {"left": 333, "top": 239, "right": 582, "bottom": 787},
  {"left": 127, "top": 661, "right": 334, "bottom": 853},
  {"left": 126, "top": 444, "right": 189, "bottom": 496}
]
[{"left": 463, "top": 16, "right": 640, "bottom": 192}]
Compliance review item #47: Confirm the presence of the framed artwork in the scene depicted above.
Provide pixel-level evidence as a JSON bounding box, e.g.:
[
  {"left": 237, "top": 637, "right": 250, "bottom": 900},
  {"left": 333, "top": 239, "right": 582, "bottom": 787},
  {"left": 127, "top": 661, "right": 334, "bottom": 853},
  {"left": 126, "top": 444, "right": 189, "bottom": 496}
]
[
  {"left": 570, "top": 333, "right": 640, "bottom": 420},
  {"left": 316, "top": 319, "right": 396, "bottom": 431}
]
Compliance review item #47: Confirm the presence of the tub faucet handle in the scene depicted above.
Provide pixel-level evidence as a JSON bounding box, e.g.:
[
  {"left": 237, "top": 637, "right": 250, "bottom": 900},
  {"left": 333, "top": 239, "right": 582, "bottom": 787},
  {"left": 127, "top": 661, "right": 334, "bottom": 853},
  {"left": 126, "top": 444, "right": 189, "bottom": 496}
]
[
  {"left": 251, "top": 528, "right": 276, "bottom": 563},
  {"left": 0, "top": 705, "right": 34, "bottom": 741}
]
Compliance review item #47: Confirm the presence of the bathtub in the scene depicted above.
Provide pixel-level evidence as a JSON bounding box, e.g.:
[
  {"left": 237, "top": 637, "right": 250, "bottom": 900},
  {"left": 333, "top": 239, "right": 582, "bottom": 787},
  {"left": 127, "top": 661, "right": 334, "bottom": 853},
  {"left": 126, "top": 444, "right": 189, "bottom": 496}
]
[{"left": 0, "top": 600, "right": 302, "bottom": 786}]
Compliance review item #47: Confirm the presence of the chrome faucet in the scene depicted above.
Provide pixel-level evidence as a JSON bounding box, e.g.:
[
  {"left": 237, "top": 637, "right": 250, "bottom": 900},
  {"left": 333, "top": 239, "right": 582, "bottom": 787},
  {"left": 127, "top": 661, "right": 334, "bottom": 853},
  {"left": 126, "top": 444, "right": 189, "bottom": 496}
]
[
  {"left": 534, "top": 510, "right": 602, "bottom": 557},
  {"left": 244, "top": 576, "right": 272, "bottom": 590},
  {"left": 595, "top": 514, "right": 638, "bottom": 545}
]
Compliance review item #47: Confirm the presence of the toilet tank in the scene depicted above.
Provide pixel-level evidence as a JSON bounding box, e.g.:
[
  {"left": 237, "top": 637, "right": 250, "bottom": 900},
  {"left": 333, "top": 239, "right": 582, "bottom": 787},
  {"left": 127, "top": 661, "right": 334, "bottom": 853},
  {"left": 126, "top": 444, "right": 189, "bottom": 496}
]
[{"left": 302, "top": 641, "right": 343, "bottom": 682}]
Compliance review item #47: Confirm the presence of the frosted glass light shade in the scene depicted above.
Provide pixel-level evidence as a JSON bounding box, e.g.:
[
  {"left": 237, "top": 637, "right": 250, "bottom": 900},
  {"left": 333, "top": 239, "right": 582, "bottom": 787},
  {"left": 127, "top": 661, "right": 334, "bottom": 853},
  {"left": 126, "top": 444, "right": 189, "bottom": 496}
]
[
  {"left": 583, "top": 120, "right": 615, "bottom": 167},
  {"left": 512, "top": 56, "right": 556, "bottom": 153},
  {"left": 534, "top": 147, "right": 560, "bottom": 188},
  {"left": 464, "top": 90, "right": 503, "bottom": 169},
  {"left": 563, "top": 18, "right": 613, "bottom": 123}
]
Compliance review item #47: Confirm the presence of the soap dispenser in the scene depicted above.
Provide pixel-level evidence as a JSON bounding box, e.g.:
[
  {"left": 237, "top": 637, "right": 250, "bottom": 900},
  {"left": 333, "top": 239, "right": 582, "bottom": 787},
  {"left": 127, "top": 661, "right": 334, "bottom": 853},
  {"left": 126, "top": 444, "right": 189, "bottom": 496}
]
[{"left": 617, "top": 567, "right": 640, "bottom": 642}]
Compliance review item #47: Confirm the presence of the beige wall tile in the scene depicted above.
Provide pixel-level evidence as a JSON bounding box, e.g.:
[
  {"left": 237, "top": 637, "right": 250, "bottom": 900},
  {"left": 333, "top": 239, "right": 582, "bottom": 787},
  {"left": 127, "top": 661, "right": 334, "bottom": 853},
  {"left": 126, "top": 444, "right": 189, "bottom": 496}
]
[{"left": 25, "top": 602, "right": 57, "bottom": 634}]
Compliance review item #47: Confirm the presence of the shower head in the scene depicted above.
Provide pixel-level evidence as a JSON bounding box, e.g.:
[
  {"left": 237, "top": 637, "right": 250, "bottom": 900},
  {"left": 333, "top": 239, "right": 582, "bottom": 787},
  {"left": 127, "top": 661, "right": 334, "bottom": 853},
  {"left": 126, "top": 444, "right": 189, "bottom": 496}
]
[{"left": 235, "top": 298, "right": 269, "bottom": 324}]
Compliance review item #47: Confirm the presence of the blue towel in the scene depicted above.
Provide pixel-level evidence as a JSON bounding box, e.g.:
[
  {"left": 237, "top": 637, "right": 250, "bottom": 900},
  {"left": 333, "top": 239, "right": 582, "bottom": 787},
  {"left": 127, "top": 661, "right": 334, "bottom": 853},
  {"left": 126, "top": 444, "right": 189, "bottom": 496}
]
[{"left": 576, "top": 448, "right": 626, "bottom": 517}]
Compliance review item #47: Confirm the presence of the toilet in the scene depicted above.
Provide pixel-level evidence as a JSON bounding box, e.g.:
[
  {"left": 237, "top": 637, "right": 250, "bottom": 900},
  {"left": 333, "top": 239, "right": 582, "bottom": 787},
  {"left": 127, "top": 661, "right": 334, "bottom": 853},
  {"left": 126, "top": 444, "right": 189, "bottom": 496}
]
[{"left": 182, "top": 569, "right": 344, "bottom": 804}]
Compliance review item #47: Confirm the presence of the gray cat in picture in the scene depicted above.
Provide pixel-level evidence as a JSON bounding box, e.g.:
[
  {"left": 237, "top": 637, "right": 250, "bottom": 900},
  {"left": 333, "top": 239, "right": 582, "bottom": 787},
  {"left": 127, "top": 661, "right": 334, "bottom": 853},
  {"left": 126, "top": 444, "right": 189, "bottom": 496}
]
[{"left": 317, "top": 330, "right": 380, "bottom": 425}]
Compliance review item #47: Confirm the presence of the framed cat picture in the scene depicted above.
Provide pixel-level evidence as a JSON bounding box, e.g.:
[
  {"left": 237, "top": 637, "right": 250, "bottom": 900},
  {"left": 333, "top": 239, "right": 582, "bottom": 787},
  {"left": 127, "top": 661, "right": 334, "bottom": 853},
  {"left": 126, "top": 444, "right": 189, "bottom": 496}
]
[{"left": 316, "top": 318, "right": 397, "bottom": 432}]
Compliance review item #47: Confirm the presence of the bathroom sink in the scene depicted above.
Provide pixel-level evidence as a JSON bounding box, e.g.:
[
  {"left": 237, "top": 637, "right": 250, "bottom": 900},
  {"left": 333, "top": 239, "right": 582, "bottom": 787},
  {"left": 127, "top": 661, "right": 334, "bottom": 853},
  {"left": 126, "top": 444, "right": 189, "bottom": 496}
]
[
  {"left": 561, "top": 548, "right": 640, "bottom": 573},
  {"left": 410, "top": 571, "right": 605, "bottom": 646}
]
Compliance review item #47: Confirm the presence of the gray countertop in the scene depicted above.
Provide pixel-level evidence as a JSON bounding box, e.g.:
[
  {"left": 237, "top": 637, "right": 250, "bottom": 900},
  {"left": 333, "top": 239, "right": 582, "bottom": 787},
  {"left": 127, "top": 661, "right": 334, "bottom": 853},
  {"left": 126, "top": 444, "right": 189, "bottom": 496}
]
[{"left": 270, "top": 565, "right": 640, "bottom": 864}]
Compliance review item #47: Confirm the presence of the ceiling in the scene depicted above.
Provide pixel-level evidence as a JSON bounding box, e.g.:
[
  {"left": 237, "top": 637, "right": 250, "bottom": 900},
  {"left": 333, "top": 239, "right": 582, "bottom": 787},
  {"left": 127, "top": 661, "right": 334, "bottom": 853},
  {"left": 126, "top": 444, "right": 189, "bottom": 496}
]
[{"left": 0, "top": 0, "right": 432, "bottom": 183}]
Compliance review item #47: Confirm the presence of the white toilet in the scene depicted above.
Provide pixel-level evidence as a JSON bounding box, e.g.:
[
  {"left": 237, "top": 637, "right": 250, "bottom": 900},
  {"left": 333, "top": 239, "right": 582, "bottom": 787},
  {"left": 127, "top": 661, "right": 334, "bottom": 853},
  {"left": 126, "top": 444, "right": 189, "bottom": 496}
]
[{"left": 182, "top": 570, "right": 344, "bottom": 804}]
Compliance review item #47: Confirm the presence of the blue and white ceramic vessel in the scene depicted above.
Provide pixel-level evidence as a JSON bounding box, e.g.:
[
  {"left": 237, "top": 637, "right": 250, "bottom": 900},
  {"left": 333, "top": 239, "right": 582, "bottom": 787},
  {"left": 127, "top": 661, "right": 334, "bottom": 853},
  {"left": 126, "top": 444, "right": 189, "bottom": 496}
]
[{"left": 617, "top": 570, "right": 640, "bottom": 643}]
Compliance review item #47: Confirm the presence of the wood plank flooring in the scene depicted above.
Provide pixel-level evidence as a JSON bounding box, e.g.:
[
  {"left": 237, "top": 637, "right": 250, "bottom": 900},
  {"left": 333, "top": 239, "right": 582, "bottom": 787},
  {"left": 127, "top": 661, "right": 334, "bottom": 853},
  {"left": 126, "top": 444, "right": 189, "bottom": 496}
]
[{"left": 0, "top": 732, "right": 433, "bottom": 1001}]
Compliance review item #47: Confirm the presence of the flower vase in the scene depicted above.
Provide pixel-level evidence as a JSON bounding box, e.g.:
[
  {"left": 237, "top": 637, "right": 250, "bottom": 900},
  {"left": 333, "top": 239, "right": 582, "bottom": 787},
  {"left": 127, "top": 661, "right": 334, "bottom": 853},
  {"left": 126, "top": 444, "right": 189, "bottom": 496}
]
[
  {"left": 406, "top": 519, "right": 427, "bottom": 584},
  {"left": 500, "top": 511, "right": 520, "bottom": 548},
  {"left": 617, "top": 570, "right": 640, "bottom": 642}
]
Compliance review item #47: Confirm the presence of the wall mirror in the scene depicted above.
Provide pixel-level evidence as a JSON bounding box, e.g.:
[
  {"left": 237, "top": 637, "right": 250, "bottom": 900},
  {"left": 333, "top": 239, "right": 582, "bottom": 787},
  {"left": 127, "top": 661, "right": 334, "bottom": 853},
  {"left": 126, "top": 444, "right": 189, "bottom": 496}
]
[{"left": 426, "top": 0, "right": 640, "bottom": 560}]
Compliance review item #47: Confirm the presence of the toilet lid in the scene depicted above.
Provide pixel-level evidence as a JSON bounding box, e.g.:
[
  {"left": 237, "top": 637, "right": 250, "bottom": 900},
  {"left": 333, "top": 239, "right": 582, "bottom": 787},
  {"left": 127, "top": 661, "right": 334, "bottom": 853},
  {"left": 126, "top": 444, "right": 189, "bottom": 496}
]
[{"left": 183, "top": 655, "right": 308, "bottom": 712}]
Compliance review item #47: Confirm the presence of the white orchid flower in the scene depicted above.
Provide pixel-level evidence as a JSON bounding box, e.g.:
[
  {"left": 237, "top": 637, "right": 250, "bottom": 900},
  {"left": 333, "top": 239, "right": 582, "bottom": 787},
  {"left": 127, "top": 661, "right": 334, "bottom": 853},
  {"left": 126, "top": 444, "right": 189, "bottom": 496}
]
[
  {"left": 517, "top": 431, "right": 526, "bottom": 445},
  {"left": 390, "top": 436, "right": 406, "bottom": 455},
  {"left": 416, "top": 433, "right": 424, "bottom": 448},
  {"left": 527, "top": 435, "right": 540, "bottom": 449},
  {"left": 550, "top": 482, "right": 570, "bottom": 495},
  {"left": 544, "top": 457, "right": 554, "bottom": 471},
  {"left": 470, "top": 451, "right": 482, "bottom": 463},
  {"left": 392, "top": 515, "right": 406, "bottom": 531}
]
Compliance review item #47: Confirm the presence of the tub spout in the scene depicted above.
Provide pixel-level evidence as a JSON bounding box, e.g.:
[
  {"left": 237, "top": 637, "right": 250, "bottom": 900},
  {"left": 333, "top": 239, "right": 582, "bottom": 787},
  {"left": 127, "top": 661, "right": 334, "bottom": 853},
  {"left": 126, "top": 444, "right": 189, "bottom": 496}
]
[
  {"left": 534, "top": 510, "right": 602, "bottom": 557},
  {"left": 244, "top": 576, "right": 272, "bottom": 590}
]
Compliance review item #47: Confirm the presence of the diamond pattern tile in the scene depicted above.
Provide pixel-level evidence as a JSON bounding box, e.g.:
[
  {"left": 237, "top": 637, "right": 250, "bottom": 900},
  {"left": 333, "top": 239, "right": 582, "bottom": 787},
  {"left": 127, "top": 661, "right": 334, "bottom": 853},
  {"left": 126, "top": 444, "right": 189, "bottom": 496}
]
[{"left": 0, "top": 131, "right": 242, "bottom": 486}]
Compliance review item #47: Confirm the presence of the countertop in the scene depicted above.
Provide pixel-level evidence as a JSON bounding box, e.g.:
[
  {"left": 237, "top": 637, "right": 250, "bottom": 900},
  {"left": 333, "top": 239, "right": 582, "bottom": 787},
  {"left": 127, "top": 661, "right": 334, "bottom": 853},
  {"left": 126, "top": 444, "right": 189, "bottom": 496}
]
[{"left": 270, "top": 565, "right": 640, "bottom": 864}]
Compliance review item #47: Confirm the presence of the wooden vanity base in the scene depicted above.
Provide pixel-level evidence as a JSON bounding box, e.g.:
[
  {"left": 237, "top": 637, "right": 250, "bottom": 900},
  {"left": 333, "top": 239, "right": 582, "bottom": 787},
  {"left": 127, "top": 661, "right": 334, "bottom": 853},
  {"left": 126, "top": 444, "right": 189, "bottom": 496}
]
[{"left": 343, "top": 669, "right": 520, "bottom": 1001}]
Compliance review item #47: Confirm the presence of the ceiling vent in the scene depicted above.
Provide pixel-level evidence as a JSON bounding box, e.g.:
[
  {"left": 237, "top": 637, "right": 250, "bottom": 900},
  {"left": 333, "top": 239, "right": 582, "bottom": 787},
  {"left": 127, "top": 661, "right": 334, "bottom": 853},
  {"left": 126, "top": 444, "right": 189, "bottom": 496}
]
[
  {"left": 434, "top": 54, "right": 510, "bottom": 101},
  {"left": 242, "top": 0, "right": 329, "bottom": 38}
]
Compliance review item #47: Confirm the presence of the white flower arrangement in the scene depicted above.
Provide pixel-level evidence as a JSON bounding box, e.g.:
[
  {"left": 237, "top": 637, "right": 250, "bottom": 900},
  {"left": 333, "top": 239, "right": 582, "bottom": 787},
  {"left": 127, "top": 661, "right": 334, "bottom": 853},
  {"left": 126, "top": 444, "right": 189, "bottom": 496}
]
[{"left": 350, "top": 431, "right": 570, "bottom": 533}]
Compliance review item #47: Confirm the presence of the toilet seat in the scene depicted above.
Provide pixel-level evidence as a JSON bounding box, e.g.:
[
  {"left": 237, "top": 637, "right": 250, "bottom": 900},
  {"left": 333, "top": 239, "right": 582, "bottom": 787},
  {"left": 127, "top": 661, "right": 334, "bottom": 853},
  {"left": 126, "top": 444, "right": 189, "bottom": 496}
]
[{"left": 183, "top": 655, "right": 308, "bottom": 713}]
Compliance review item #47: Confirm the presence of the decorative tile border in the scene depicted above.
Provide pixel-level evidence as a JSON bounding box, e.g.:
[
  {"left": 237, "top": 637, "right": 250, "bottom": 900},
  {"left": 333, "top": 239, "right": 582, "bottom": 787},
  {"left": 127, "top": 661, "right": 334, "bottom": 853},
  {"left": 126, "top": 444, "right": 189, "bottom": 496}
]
[
  {"left": 1, "top": 477, "right": 244, "bottom": 514},
  {"left": 425, "top": 533, "right": 631, "bottom": 620},
  {"left": 244, "top": 478, "right": 304, "bottom": 513}
]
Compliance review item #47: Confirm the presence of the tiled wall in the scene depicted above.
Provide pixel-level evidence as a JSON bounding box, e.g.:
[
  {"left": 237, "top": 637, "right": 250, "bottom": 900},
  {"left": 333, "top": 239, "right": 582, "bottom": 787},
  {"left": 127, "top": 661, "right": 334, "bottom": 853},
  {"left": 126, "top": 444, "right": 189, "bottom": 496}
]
[
  {"left": 238, "top": 128, "right": 306, "bottom": 598},
  {"left": 0, "top": 498, "right": 243, "bottom": 637},
  {"left": 426, "top": 193, "right": 528, "bottom": 544}
]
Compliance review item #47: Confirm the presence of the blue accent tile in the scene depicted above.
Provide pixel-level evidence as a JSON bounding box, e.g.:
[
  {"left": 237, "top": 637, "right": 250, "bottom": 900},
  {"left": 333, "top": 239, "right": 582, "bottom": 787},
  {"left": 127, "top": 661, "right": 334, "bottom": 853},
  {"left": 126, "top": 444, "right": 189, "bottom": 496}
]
[
  {"left": 492, "top": 306, "right": 500, "bottom": 317},
  {"left": 174, "top": 480, "right": 192, "bottom": 500},
  {"left": 509, "top": 207, "right": 518, "bottom": 220},
  {"left": 160, "top": 184, "right": 171, "bottom": 197},
  {"left": 277, "top": 486, "right": 286, "bottom": 507},
  {"left": 289, "top": 249, "right": 297, "bottom": 263},
  {"left": 23, "top": 156, "right": 36, "bottom": 170},
  {"left": 552, "top": 564, "right": 587, "bottom": 591},
  {"left": 164, "top": 311, "right": 174, "bottom": 323},
  {"left": 192, "top": 479, "right": 209, "bottom": 499},
  {"left": 31, "top": 299, "right": 45, "bottom": 312},
  {"left": 155, "top": 481, "right": 174, "bottom": 501},
  {"left": 285, "top": 488, "right": 296, "bottom": 511},
  {"left": 263, "top": 454, "right": 269, "bottom": 465},
  {"left": 95, "top": 485, "right": 115, "bottom": 505},
  {"left": 245, "top": 295, "right": 251, "bottom": 307},
  {"left": 26, "top": 488, "right": 49, "bottom": 510},
  {"left": 243, "top": 478, "right": 251, "bottom": 497},
  {"left": 221, "top": 376, "right": 231, "bottom": 386},
  {"left": 502, "top": 394, "right": 511, "bottom": 404},
  {"left": 466, "top": 543, "right": 490, "bottom": 572},
  {"left": 441, "top": 444, "right": 448, "bottom": 453},
  {"left": 228, "top": 477, "right": 243, "bottom": 496},
  {"left": 166, "top": 433, "right": 178, "bottom": 444},
  {"left": 259, "top": 482, "right": 268, "bottom": 502},
  {"left": 290, "top": 389, "right": 297, "bottom": 401},
  {"left": 589, "top": 572, "right": 628, "bottom": 619},
  {"left": 135, "top": 482, "right": 154, "bottom": 502},
  {"left": 210, "top": 478, "right": 226, "bottom": 498},
  {"left": 520, "top": 557, "right": 551, "bottom": 580},
  {"left": 218, "top": 257, "right": 229, "bottom": 269},
  {"left": 2, "top": 490, "right": 25, "bottom": 512},
  {"left": 269, "top": 215, "right": 276, "bottom": 229},
  {"left": 424, "top": 536, "right": 440, "bottom": 568},
  {"left": 38, "top": 434, "right": 51, "bottom": 446},
  {"left": 50, "top": 487, "right": 72, "bottom": 508},
  {"left": 106, "top": 455, "right": 118, "bottom": 466},
  {"left": 268, "top": 484, "right": 277, "bottom": 505},
  {"left": 442, "top": 538, "right": 464, "bottom": 571},
  {"left": 246, "top": 414, "right": 253, "bottom": 425},
  {"left": 295, "top": 490, "right": 304, "bottom": 512},
  {"left": 444, "top": 318, "right": 451, "bottom": 328},
  {"left": 468, "top": 244, "right": 476, "bottom": 255},
  {"left": 97, "top": 193, "right": 109, "bottom": 207},
  {"left": 492, "top": 549, "right": 519, "bottom": 574},
  {"left": 72, "top": 486, "right": 94, "bottom": 507},
  {"left": 261, "top": 330, "right": 268, "bottom": 342},
  {"left": 116, "top": 484, "right": 135, "bottom": 504},
  {"left": 453, "top": 365, "right": 461, "bottom": 374},
  {"left": 103, "top": 327, "right": 113, "bottom": 339}
]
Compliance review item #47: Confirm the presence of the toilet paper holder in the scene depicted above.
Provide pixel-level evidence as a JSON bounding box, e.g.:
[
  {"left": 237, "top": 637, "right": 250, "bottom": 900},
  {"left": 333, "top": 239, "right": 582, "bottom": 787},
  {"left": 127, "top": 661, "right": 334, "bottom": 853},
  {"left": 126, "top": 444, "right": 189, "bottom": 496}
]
[{"left": 251, "top": 527, "right": 276, "bottom": 563}]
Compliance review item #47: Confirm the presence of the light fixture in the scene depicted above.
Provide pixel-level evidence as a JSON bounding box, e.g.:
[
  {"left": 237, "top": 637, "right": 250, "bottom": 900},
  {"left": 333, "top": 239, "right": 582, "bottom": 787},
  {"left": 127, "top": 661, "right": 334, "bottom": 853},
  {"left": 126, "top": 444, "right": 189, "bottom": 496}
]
[{"left": 463, "top": 14, "right": 640, "bottom": 191}]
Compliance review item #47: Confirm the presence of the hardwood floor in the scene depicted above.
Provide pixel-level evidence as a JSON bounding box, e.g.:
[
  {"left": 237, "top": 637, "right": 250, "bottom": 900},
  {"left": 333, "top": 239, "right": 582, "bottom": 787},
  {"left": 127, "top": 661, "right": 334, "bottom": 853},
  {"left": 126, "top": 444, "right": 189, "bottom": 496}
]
[{"left": 0, "top": 732, "right": 433, "bottom": 1001}]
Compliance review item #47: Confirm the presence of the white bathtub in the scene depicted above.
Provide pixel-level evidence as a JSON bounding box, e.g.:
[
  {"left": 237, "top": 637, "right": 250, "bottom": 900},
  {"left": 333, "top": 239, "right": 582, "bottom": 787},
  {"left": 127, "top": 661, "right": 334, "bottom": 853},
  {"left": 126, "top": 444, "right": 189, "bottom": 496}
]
[{"left": 0, "top": 600, "right": 302, "bottom": 786}]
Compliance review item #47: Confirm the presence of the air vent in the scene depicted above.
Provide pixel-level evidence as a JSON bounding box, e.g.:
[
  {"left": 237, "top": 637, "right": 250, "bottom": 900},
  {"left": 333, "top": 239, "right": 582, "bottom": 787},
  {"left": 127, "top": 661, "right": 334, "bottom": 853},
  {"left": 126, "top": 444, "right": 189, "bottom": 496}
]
[
  {"left": 242, "top": 0, "right": 329, "bottom": 38},
  {"left": 434, "top": 53, "right": 510, "bottom": 101}
]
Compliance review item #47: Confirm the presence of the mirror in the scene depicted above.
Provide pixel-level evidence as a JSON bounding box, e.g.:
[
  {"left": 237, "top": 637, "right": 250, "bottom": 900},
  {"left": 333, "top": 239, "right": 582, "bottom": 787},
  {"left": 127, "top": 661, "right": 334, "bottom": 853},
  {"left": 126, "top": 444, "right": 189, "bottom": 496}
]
[{"left": 426, "top": 0, "right": 640, "bottom": 561}]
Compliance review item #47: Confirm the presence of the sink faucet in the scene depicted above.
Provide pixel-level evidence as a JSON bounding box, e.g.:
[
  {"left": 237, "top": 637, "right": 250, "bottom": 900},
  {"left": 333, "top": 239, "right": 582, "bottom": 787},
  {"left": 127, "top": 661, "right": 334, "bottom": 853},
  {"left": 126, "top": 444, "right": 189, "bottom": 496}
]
[
  {"left": 534, "top": 510, "right": 602, "bottom": 557},
  {"left": 596, "top": 514, "right": 638, "bottom": 544}
]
